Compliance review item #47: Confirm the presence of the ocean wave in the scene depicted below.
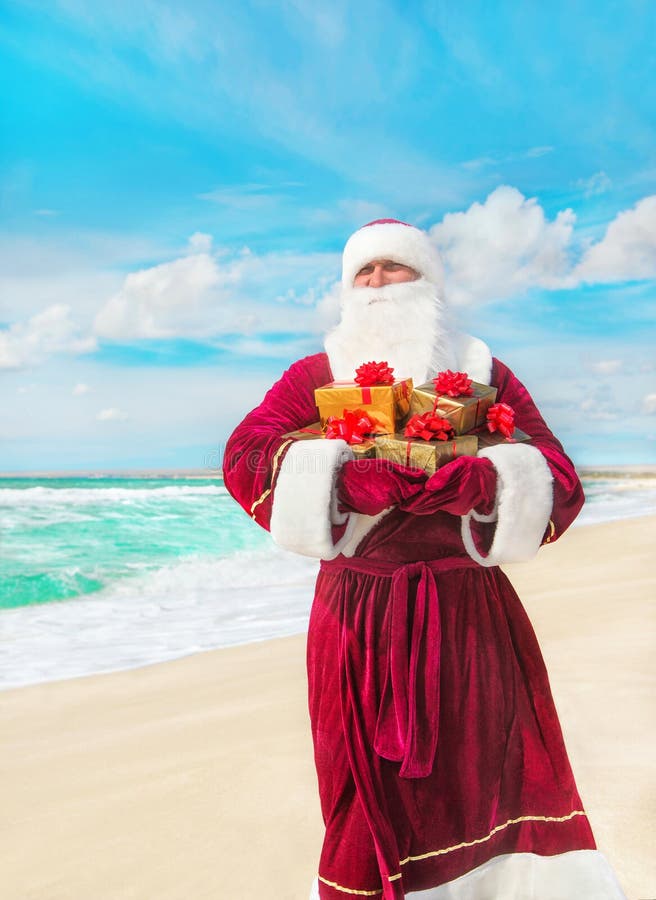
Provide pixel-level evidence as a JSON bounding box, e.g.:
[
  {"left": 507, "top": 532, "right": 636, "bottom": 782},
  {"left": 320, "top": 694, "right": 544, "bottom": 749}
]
[
  {"left": 2, "top": 473, "right": 655, "bottom": 689},
  {"left": 99, "top": 545, "right": 320, "bottom": 596},
  {"left": 0, "top": 484, "right": 228, "bottom": 506},
  {"left": 587, "top": 479, "right": 656, "bottom": 493},
  {"left": 576, "top": 488, "right": 656, "bottom": 526},
  {"left": 576, "top": 477, "right": 656, "bottom": 526},
  {"left": 0, "top": 546, "right": 319, "bottom": 689}
]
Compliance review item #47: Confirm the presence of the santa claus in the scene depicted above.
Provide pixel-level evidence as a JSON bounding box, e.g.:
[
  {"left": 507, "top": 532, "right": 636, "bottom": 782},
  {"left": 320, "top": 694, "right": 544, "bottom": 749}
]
[{"left": 223, "top": 220, "right": 626, "bottom": 899}]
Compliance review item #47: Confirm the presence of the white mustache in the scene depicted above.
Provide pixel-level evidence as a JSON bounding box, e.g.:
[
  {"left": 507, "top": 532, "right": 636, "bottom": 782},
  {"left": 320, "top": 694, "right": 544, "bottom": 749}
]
[{"left": 344, "top": 279, "right": 431, "bottom": 311}]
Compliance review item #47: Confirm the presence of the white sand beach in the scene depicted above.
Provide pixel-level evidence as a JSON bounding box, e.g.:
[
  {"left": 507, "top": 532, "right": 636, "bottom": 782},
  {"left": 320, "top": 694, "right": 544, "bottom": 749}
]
[{"left": 1, "top": 516, "right": 654, "bottom": 900}]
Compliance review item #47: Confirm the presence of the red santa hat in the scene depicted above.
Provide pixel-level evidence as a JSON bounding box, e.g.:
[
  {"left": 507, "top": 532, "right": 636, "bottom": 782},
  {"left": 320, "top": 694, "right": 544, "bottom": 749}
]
[{"left": 341, "top": 218, "right": 443, "bottom": 288}]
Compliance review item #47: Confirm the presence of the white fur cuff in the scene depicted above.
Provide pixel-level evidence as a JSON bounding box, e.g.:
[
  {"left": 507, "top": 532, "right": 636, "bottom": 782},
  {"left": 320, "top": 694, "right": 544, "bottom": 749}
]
[
  {"left": 270, "top": 439, "right": 357, "bottom": 560},
  {"left": 461, "top": 443, "right": 553, "bottom": 567}
]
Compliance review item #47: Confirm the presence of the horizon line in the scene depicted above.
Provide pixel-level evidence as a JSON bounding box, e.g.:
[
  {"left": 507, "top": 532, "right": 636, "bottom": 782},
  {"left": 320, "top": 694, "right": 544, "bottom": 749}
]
[{"left": 1, "top": 464, "right": 656, "bottom": 479}]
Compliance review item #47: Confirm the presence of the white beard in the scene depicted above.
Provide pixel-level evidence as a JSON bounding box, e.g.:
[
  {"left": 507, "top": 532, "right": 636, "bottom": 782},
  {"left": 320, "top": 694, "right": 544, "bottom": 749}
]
[{"left": 324, "top": 278, "right": 458, "bottom": 386}]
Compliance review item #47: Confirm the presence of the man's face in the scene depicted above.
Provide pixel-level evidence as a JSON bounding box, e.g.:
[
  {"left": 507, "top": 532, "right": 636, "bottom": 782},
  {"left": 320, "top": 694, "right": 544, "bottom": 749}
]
[{"left": 353, "top": 258, "right": 419, "bottom": 288}]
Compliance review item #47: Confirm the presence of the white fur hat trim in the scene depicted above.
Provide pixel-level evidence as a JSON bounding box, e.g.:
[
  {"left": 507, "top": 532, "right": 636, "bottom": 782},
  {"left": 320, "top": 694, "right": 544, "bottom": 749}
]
[{"left": 342, "top": 219, "right": 443, "bottom": 288}]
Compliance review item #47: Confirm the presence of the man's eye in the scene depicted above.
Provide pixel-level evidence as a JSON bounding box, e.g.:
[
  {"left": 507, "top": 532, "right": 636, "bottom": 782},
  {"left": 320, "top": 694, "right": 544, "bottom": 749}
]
[{"left": 358, "top": 266, "right": 374, "bottom": 275}]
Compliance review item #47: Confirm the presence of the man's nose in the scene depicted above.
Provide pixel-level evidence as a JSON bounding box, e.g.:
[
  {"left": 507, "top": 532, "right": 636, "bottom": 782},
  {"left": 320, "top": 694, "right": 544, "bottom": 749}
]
[{"left": 368, "top": 265, "right": 386, "bottom": 287}]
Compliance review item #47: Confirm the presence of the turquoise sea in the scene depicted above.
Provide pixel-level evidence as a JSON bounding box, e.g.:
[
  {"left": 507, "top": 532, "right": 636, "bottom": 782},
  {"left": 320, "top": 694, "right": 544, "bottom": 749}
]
[
  {"left": 1, "top": 470, "right": 655, "bottom": 689},
  {"left": 0, "top": 475, "right": 266, "bottom": 611}
]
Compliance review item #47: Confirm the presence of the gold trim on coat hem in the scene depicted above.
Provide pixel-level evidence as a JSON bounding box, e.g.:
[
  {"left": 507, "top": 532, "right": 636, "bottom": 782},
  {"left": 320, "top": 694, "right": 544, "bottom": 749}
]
[
  {"left": 318, "top": 809, "right": 588, "bottom": 894},
  {"left": 397, "top": 809, "right": 587, "bottom": 868},
  {"left": 249, "top": 438, "right": 293, "bottom": 520},
  {"left": 317, "top": 875, "right": 382, "bottom": 895}
]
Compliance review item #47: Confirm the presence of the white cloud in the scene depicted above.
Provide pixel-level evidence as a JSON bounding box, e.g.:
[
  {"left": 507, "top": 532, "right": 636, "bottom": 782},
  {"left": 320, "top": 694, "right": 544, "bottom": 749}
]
[
  {"left": 574, "top": 195, "right": 656, "bottom": 283},
  {"left": 460, "top": 156, "right": 497, "bottom": 172},
  {"left": 588, "top": 359, "right": 623, "bottom": 375},
  {"left": 427, "top": 188, "right": 656, "bottom": 306},
  {"left": 0, "top": 232, "right": 170, "bottom": 322},
  {"left": 94, "top": 251, "right": 222, "bottom": 339},
  {"left": 73, "top": 382, "right": 91, "bottom": 395},
  {"left": 430, "top": 185, "right": 576, "bottom": 305},
  {"left": 197, "top": 184, "right": 284, "bottom": 211},
  {"left": 88, "top": 190, "right": 655, "bottom": 344},
  {"left": 305, "top": 198, "right": 392, "bottom": 229},
  {"left": 643, "top": 393, "right": 656, "bottom": 415},
  {"left": 579, "top": 394, "right": 618, "bottom": 421},
  {"left": 15, "top": 3, "right": 472, "bottom": 210},
  {"left": 461, "top": 146, "right": 554, "bottom": 170},
  {"left": 574, "top": 171, "right": 611, "bottom": 197},
  {"left": 0, "top": 304, "right": 97, "bottom": 370},
  {"left": 4, "top": 190, "right": 654, "bottom": 374},
  {"left": 92, "top": 237, "right": 340, "bottom": 342},
  {"left": 526, "top": 146, "right": 553, "bottom": 159},
  {"left": 187, "top": 232, "right": 213, "bottom": 253},
  {"left": 96, "top": 407, "right": 128, "bottom": 421},
  {"left": 0, "top": 231, "right": 338, "bottom": 365},
  {"left": 213, "top": 335, "right": 314, "bottom": 360},
  {"left": 275, "top": 273, "right": 337, "bottom": 308},
  {"left": 315, "top": 280, "right": 342, "bottom": 331}
]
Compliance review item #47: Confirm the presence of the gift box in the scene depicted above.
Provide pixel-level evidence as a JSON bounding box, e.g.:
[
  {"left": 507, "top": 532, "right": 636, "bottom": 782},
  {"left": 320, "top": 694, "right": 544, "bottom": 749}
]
[
  {"left": 283, "top": 423, "right": 377, "bottom": 458},
  {"left": 476, "top": 425, "right": 531, "bottom": 449},
  {"left": 374, "top": 433, "right": 479, "bottom": 476},
  {"left": 314, "top": 378, "right": 413, "bottom": 435},
  {"left": 410, "top": 378, "right": 497, "bottom": 435},
  {"left": 472, "top": 402, "right": 531, "bottom": 449}
]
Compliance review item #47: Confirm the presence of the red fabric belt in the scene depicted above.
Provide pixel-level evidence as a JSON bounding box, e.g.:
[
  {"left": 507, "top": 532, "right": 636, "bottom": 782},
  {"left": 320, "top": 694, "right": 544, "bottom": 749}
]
[{"left": 321, "top": 555, "right": 478, "bottom": 779}]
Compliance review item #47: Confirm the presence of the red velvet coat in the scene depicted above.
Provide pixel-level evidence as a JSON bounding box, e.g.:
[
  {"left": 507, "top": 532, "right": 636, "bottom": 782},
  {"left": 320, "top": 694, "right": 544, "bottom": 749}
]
[{"left": 224, "top": 352, "right": 601, "bottom": 899}]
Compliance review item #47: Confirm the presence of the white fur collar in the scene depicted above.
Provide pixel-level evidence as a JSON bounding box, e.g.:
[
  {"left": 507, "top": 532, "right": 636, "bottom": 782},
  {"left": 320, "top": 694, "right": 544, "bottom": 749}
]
[{"left": 449, "top": 333, "right": 493, "bottom": 384}]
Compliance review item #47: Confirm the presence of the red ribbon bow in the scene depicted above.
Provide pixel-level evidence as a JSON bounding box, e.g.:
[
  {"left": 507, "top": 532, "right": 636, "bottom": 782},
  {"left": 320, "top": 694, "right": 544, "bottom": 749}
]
[
  {"left": 355, "top": 360, "right": 395, "bottom": 386},
  {"left": 325, "top": 409, "right": 378, "bottom": 444},
  {"left": 487, "top": 402, "right": 515, "bottom": 438},
  {"left": 432, "top": 370, "right": 473, "bottom": 397},
  {"left": 404, "top": 412, "right": 455, "bottom": 442}
]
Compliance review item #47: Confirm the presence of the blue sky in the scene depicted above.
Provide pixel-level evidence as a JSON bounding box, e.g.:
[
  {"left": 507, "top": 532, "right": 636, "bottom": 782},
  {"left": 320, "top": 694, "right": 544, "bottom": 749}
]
[{"left": 1, "top": 0, "right": 655, "bottom": 470}]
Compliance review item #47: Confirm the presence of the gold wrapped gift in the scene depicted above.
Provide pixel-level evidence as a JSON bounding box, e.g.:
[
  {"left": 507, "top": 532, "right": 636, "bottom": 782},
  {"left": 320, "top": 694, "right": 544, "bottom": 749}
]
[
  {"left": 476, "top": 425, "right": 531, "bottom": 449},
  {"left": 314, "top": 378, "right": 413, "bottom": 435},
  {"left": 374, "top": 433, "right": 479, "bottom": 476},
  {"left": 409, "top": 381, "right": 498, "bottom": 435},
  {"left": 283, "top": 423, "right": 377, "bottom": 458}
]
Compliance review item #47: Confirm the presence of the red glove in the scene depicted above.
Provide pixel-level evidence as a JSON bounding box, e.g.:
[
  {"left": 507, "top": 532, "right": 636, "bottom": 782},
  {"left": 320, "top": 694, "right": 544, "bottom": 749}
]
[
  {"left": 337, "top": 458, "right": 427, "bottom": 516},
  {"left": 400, "top": 456, "right": 497, "bottom": 517}
]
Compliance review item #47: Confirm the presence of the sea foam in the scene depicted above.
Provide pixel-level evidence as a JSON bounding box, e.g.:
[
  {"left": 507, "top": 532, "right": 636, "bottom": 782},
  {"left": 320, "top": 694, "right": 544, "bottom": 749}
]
[
  {"left": 1, "top": 472, "right": 655, "bottom": 690},
  {"left": 0, "top": 545, "right": 319, "bottom": 689},
  {"left": 0, "top": 483, "right": 228, "bottom": 506}
]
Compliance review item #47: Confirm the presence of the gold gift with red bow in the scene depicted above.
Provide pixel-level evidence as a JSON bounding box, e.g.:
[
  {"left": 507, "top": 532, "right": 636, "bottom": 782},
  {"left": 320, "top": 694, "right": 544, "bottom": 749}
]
[
  {"left": 410, "top": 370, "right": 497, "bottom": 435},
  {"left": 373, "top": 408, "right": 478, "bottom": 475},
  {"left": 476, "top": 425, "right": 531, "bottom": 449},
  {"left": 314, "top": 378, "right": 413, "bottom": 434},
  {"left": 374, "top": 433, "right": 479, "bottom": 476},
  {"left": 474, "top": 425, "right": 531, "bottom": 450},
  {"left": 471, "top": 402, "right": 531, "bottom": 448},
  {"left": 283, "top": 422, "right": 377, "bottom": 458}
]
